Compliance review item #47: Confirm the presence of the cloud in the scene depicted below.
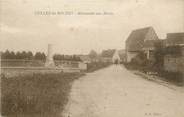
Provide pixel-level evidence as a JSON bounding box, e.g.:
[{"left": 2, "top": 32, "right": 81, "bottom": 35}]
[{"left": 1, "top": 0, "right": 184, "bottom": 54}]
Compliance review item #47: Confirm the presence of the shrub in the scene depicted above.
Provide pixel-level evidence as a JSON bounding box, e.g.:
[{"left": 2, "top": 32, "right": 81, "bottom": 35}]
[{"left": 159, "top": 71, "right": 183, "bottom": 86}]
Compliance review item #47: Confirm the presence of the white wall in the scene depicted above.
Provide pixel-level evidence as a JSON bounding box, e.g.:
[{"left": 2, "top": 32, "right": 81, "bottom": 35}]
[{"left": 78, "top": 62, "right": 87, "bottom": 70}]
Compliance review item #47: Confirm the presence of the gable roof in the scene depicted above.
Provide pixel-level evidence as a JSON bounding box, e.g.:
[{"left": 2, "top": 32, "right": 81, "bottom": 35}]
[{"left": 126, "top": 27, "right": 158, "bottom": 51}]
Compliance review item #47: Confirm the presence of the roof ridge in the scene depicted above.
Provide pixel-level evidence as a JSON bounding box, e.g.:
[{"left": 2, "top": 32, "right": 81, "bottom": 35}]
[{"left": 132, "top": 26, "right": 153, "bottom": 32}]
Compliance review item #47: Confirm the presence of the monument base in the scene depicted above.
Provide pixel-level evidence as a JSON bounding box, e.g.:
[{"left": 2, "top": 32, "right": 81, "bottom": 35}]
[{"left": 45, "top": 60, "right": 55, "bottom": 67}]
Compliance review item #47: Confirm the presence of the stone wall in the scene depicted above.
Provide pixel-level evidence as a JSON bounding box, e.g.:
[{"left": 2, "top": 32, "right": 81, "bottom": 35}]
[{"left": 164, "top": 55, "right": 184, "bottom": 73}]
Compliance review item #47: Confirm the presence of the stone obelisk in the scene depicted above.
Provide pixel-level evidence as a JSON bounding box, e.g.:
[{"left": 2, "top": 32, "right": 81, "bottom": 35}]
[{"left": 45, "top": 44, "right": 55, "bottom": 67}]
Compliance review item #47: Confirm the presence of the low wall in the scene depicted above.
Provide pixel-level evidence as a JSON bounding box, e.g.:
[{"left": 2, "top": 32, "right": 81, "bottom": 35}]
[{"left": 0, "top": 67, "right": 81, "bottom": 77}]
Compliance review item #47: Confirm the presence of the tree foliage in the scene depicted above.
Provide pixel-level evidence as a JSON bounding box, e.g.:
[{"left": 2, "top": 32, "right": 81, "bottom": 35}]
[
  {"left": 101, "top": 49, "right": 115, "bottom": 58},
  {"left": 131, "top": 51, "right": 147, "bottom": 66},
  {"left": 88, "top": 50, "right": 98, "bottom": 59},
  {"left": 1, "top": 50, "right": 34, "bottom": 60},
  {"left": 1, "top": 50, "right": 44, "bottom": 60},
  {"left": 34, "top": 52, "right": 46, "bottom": 60},
  {"left": 1, "top": 50, "right": 83, "bottom": 61}
]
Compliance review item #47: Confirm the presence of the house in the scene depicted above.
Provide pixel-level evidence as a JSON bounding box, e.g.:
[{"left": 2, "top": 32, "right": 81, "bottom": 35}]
[
  {"left": 112, "top": 50, "right": 121, "bottom": 64},
  {"left": 118, "top": 49, "right": 126, "bottom": 62},
  {"left": 125, "top": 27, "right": 159, "bottom": 62},
  {"left": 163, "top": 33, "right": 184, "bottom": 75},
  {"left": 143, "top": 39, "right": 163, "bottom": 61}
]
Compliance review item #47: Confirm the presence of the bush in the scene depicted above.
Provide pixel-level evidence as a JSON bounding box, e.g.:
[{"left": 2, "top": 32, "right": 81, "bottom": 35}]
[
  {"left": 125, "top": 52, "right": 153, "bottom": 73},
  {"left": 1, "top": 73, "right": 84, "bottom": 117},
  {"left": 159, "top": 71, "right": 183, "bottom": 86},
  {"left": 130, "top": 51, "right": 149, "bottom": 66}
]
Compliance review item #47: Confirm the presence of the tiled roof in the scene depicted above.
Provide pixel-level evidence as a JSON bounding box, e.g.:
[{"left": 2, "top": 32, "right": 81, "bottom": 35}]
[{"left": 126, "top": 27, "right": 153, "bottom": 51}]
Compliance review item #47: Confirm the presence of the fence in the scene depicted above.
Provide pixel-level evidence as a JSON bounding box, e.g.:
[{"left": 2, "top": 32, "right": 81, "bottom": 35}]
[
  {"left": 0, "top": 59, "right": 45, "bottom": 67},
  {"left": 0, "top": 59, "right": 82, "bottom": 68},
  {"left": 0, "top": 59, "right": 86, "bottom": 77},
  {"left": 54, "top": 60, "right": 79, "bottom": 68}
]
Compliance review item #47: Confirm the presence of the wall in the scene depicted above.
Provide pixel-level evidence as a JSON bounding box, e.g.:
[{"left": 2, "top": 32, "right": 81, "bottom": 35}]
[
  {"left": 1, "top": 67, "right": 81, "bottom": 77},
  {"left": 164, "top": 46, "right": 184, "bottom": 74},
  {"left": 78, "top": 62, "right": 87, "bottom": 70},
  {"left": 54, "top": 60, "right": 79, "bottom": 68},
  {"left": 164, "top": 55, "right": 184, "bottom": 73}
]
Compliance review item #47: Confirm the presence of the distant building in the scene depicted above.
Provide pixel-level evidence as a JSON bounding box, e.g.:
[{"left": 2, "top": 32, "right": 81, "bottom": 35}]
[
  {"left": 78, "top": 55, "right": 91, "bottom": 63},
  {"left": 112, "top": 50, "right": 121, "bottom": 64},
  {"left": 163, "top": 33, "right": 184, "bottom": 75},
  {"left": 143, "top": 39, "right": 162, "bottom": 61},
  {"left": 164, "top": 33, "right": 184, "bottom": 47},
  {"left": 118, "top": 49, "right": 126, "bottom": 62},
  {"left": 125, "top": 27, "right": 159, "bottom": 62}
]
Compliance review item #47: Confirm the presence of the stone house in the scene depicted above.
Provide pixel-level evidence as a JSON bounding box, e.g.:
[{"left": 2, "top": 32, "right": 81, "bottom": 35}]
[
  {"left": 112, "top": 50, "right": 121, "bottom": 64},
  {"left": 163, "top": 33, "right": 184, "bottom": 75},
  {"left": 102, "top": 49, "right": 126, "bottom": 64},
  {"left": 125, "top": 27, "right": 159, "bottom": 62}
]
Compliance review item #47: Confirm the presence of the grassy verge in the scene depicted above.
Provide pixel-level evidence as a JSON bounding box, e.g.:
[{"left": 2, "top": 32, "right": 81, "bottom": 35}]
[
  {"left": 158, "top": 71, "right": 183, "bottom": 86},
  {"left": 86, "top": 62, "right": 112, "bottom": 72},
  {"left": 1, "top": 72, "right": 84, "bottom": 117},
  {"left": 124, "top": 63, "right": 183, "bottom": 86}
]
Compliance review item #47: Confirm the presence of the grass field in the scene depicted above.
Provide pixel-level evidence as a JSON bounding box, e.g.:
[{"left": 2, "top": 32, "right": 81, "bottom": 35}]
[{"left": 1, "top": 72, "right": 84, "bottom": 117}]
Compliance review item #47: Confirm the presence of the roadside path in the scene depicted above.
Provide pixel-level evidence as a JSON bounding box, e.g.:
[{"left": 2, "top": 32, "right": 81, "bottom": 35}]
[{"left": 62, "top": 65, "right": 184, "bottom": 117}]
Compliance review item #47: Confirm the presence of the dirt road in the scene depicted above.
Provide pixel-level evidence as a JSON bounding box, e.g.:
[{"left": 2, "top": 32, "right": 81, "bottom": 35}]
[{"left": 62, "top": 65, "right": 184, "bottom": 117}]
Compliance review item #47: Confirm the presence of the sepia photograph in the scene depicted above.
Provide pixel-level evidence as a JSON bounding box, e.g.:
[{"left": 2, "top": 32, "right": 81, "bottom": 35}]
[{"left": 0, "top": 0, "right": 184, "bottom": 117}]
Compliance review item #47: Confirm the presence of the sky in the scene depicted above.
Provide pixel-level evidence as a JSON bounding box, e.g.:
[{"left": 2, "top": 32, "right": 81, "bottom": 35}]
[{"left": 0, "top": 0, "right": 184, "bottom": 54}]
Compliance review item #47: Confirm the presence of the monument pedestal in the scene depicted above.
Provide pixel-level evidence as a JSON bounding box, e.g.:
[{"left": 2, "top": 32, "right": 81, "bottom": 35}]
[{"left": 45, "top": 59, "right": 55, "bottom": 67}]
